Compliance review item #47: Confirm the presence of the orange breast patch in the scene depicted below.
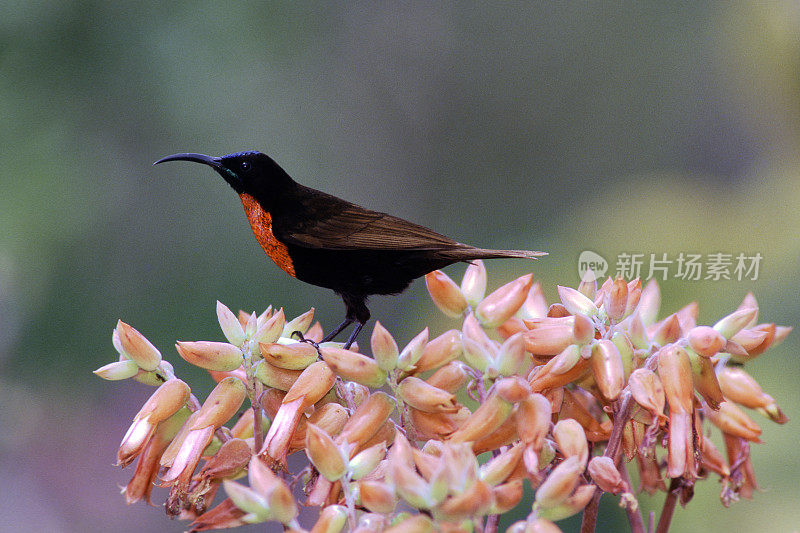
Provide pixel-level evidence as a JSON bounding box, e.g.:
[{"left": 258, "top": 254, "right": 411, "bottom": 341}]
[{"left": 239, "top": 193, "right": 296, "bottom": 277}]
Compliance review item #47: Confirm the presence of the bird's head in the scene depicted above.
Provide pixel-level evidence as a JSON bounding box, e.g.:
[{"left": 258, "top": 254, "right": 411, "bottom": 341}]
[{"left": 154, "top": 151, "right": 292, "bottom": 196}]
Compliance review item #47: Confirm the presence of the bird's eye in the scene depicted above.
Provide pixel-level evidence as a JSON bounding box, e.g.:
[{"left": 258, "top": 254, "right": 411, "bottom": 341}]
[{"left": 240, "top": 161, "right": 251, "bottom": 171}]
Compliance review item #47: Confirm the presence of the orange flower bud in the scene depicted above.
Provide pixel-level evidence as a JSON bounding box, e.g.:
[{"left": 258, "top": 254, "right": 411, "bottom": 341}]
[
  {"left": 687, "top": 326, "right": 726, "bottom": 357},
  {"left": 247, "top": 456, "right": 298, "bottom": 525},
  {"left": 309, "top": 504, "right": 348, "bottom": 533},
  {"left": 192, "top": 377, "right": 247, "bottom": 430},
  {"left": 253, "top": 308, "right": 285, "bottom": 344},
  {"left": 396, "top": 376, "right": 459, "bottom": 413},
  {"left": 116, "top": 320, "right": 162, "bottom": 371},
  {"left": 537, "top": 484, "right": 596, "bottom": 521},
  {"left": 448, "top": 392, "right": 514, "bottom": 443},
  {"left": 557, "top": 285, "right": 597, "bottom": 317},
  {"left": 657, "top": 344, "right": 695, "bottom": 478},
  {"left": 462, "top": 312, "right": 499, "bottom": 354},
  {"left": 579, "top": 272, "right": 597, "bottom": 299},
  {"left": 437, "top": 479, "right": 493, "bottom": 520},
  {"left": 494, "top": 376, "right": 532, "bottom": 403},
  {"left": 587, "top": 456, "right": 627, "bottom": 494},
  {"left": 475, "top": 274, "right": 534, "bottom": 327},
  {"left": 624, "top": 278, "right": 642, "bottom": 318},
  {"left": 553, "top": 419, "right": 588, "bottom": 466},
  {"left": 290, "top": 403, "right": 349, "bottom": 452},
  {"left": 384, "top": 514, "right": 434, "bottom": 533},
  {"left": 686, "top": 348, "right": 724, "bottom": 410},
  {"left": 628, "top": 368, "right": 666, "bottom": 424},
  {"left": 358, "top": 480, "right": 397, "bottom": 514},
  {"left": 426, "top": 270, "right": 468, "bottom": 317},
  {"left": 387, "top": 459, "right": 434, "bottom": 509},
  {"left": 94, "top": 360, "right": 140, "bottom": 381},
  {"left": 337, "top": 392, "right": 396, "bottom": 447},
  {"left": 627, "top": 311, "right": 650, "bottom": 350},
  {"left": 261, "top": 361, "right": 336, "bottom": 465},
  {"left": 409, "top": 408, "right": 463, "bottom": 440},
  {"left": 413, "top": 329, "right": 462, "bottom": 374},
  {"left": 260, "top": 341, "right": 319, "bottom": 370},
  {"left": 699, "top": 435, "right": 730, "bottom": 478},
  {"left": 462, "top": 336, "right": 493, "bottom": 374},
  {"left": 519, "top": 281, "right": 549, "bottom": 321},
  {"left": 590, "top": 340, "right": 625, "bottom": 402},
  {"left": 216, "top": 300, "right": 246, "bottom": 346},
  {"left": 534, "top": 456, "right": 584, "bottom": 509},
  {"left": 704, "top": 401, "right": 762, "bottom": 442},
  {"left": 349, "top": 442, "right": 386, "bottom": 480},
  {"left": 460, "top": 259, "right": 487, "bottom": 306},
  {"left": 480, "top": 443, "right": 525, "bottom": 486},
  {"left": 496, "top": 332, "right": 528, "bottom": 377},
  {"left": 491, "top": 479, "right": 524, "bottom": 514},
  {"left": 717, "top": 367, "right": 787, "bottom": 424},
  {"left": 603, "top": 277, "right": 628, "bottom": 321},
  {"left": 254, "top": 360, "right": 302, "bottom": 391},
  {"left": 713, "top": 307, "right": 758, "bottom": 340},
  {"left": 321, "top": 347, "right": 387, "bottom": 388},
  {"left": 523, "top": 314, "right": 594, "bottom": 356},
  {"left": 729, "top": 327, "right": 771, "bottom": 360},
  {"left": 529, "top": 344, "right": 590, "bottom": 392},
  {"left": 118, "top": 378, "right": 191, "bottom": 467},
  {"left": 397, "top": 328, "right": 429, "bottom": 372},
  {"left": 282, "top": 307, "right": 315, "bottom": 338},
  {"left": 514, "top": 393, "right": 552, "bottom": 450},
  {"left": 675, "top": 301, "right": 699, "bottom": 334},
  {"left": 306, "top": 423, "right": 347, "bottom": 481},
  {"left": 649, "top": 313, "right": 680, "bottom": 345},
  {"left": 371, "top": 321, "right": 399, "bottom": 372},
  {"left": 175, "top": 341, "right": 243, "bottom": 372},
  {"left": 426, "top": 361, "right": 472, "bottom": 393},
  {"left": 559, "top": 388, "right": 612, "bottom": 442},
  {"left": 637, "top": 279, "right": 661, "bottom": 326}
]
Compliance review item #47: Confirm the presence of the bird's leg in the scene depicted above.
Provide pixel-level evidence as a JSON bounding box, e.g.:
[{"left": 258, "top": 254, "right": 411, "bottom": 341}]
[
  {"left": 343, "top": 321, "right": 365, "bottom": 350},
  {"left": 318, "top": 317, "right": 355, "bottom": 343},
  {"left": 290, "top": 331, "right": 322, "bottom": 357}
]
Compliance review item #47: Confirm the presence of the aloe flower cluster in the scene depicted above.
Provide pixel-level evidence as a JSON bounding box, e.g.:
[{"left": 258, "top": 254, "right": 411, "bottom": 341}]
[{"left": 96, "top": 261, "right": 790, "bottom": 532}]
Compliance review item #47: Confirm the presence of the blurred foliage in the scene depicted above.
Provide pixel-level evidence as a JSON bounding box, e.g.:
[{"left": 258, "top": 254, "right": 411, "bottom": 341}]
[{"left": 0, "top": 2, "right": 798, "bottom": 532}]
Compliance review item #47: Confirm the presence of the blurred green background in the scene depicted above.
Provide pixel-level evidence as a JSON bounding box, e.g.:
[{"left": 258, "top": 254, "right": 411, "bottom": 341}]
[{"left": 1, "top": 2, "right": 798, "bottom": 532}]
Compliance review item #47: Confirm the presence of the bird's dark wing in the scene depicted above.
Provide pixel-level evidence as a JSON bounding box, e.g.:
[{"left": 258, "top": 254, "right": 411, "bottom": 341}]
[{"left": 276, "top": 189, "right": 463, "bottom": 251}]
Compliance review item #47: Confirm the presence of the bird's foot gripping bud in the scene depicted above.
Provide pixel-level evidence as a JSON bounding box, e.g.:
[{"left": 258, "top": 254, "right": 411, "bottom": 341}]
[{"left": 290, "top": 330, "right": 322, "bottom": 357}]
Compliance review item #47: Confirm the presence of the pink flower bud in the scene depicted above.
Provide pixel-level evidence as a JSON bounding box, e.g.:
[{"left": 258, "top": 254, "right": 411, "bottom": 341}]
[
  {"left": 371, "top": 321, "right": 399, "bottom": 372},
  {"left": 460, "top": 259, "right": 487, "bottom": 306},
  {"left": 253, "top": 308, "right": 285, "bottom": 344},
  {"left": 603, "top": 277, "right": 628, "bottom": 321},
  {"left": 282, "top": 307, "right": 315, "bottom": 338},
  {"left": 216, "top": 301, "right": 245, "bottom": 346},
  {"left": 413, "top": 329, "right": 462, "bottom": 374},
  {"left": 713, "top": 308, "right": 758, "bottom": 339},
  {"left": 557, "top": 285, "right": 597, "bottom": 317},
  {"left": 116, "top": 320, "right": 162, "bottom": 371},
  {"left": 590, "top": 340, "right": 625, "bottom": 402},
  {"left": 476, "top": 274, "right": 534, "bottom": 327},
  {"left": 425, "top": 270, "right": 468, "bottom": 317},
  {"left": 397, "top": 376, "right": 460, "bottom": 413},
  {"left": 587, "top": 456, "right": 627, "bottom": 494},
  {"left": 687, "top": 326, "right": 726, "bottom": 357},
  {"left": 306, "top": 423, "right": 347, "bottom": 481},
  {"left": 397, "top": 328, "right": 429, "bottom": 372},
  {"left": 260, "top": 341, "right": 319, "bottom": 370},
  {"left": 321, "top": 347, "right": 387, "bottom": 388},
  {"left": 553, "top": 419, "right": 588, "bottom": 466},
  {"left": 175, "top": 341, "right": 243, "bottom": 372}
]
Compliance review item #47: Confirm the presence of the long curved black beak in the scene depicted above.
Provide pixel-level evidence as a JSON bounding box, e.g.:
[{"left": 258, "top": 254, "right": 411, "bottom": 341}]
[{"left": 153, "top": 153, "right": 223, "bottom": 170}]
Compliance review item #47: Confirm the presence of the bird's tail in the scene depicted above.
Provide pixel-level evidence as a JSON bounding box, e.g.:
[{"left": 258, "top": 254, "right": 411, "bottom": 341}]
[{"left": 442, "top": 247, "right": 547, "bottom": 261}]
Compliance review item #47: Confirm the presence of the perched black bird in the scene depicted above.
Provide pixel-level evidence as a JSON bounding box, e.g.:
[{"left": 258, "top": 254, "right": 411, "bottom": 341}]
[{"left": 154, "top": 151, "right": 544, "bottom": 348}]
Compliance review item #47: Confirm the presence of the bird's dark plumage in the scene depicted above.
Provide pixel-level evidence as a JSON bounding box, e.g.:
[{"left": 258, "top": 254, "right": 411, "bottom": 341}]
[{"left": 154, "top": 151, "right": 544, "bottom": 347}]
